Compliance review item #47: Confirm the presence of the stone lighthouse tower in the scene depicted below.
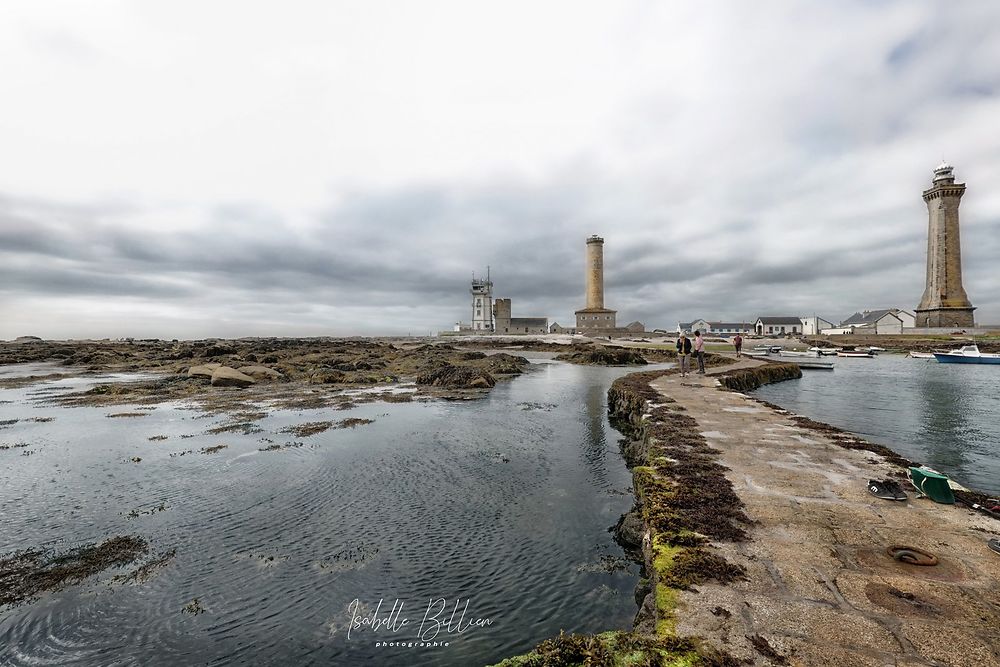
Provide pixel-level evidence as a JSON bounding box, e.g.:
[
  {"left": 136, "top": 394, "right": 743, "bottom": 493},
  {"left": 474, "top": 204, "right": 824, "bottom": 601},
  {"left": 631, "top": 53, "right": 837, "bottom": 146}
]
[
  {"left": 575, "top": 235, "right": 616, "bottom": 331},
  {"left": 915, "top": 162, "right": 976, "bottom": 328}
]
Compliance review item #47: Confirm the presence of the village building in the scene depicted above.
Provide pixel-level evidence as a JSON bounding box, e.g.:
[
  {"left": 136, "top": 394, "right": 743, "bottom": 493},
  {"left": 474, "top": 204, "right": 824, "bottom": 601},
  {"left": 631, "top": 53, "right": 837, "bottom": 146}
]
[
  {"left": 451, "top": 271, "right": 547, "bottom": 335},
  {"left": 754, "top": 316, "right": 802, "bottom": 336},
  {"left": 835, "top": 308, "right": 915, "bottom": 335},
  {"left": 492, "top": 298, "right": 548, "bottom": 334},
  {"left": 800, "top": 316, "right": 835, "bottom": 336},
  {"left": 677, "top": 320, "right": 751, "bottom": 337}
]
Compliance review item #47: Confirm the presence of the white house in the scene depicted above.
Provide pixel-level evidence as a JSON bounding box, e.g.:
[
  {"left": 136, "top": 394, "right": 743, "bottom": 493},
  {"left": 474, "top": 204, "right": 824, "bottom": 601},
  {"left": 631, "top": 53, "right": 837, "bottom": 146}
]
[
  {"left": 678, "top": 319, "right": 711, "bottom": 335},
  {"left": 895, "top": 310, "right": 916, "bottom": 329},
  {"left": 754, "top": 316, "right": 802, "bottom": 336},
  {"left": 800, "top": 316, "right": 835, "bottom": 336},
  {"left": 678, "top": 320, "right": 751, "bottom": 337},
  {"left": 839, "top": 308, "right": 916, "bottom": 335}
]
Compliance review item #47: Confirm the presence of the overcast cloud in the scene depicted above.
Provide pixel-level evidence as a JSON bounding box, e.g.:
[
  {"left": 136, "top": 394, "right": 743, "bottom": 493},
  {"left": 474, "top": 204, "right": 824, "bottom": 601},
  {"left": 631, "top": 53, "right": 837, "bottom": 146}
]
[{"left": 2, "top": 1, "right": 999, "bottom": 339}]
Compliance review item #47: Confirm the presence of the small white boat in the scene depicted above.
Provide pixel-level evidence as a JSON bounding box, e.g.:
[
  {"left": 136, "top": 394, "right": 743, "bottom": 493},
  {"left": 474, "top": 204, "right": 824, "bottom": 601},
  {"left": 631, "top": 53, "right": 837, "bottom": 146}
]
[
  {"left": 779, "top": 349, "right": 819, "bottom": 358},
  {"left": 907, "top": 351, "right": 935, "bottom": 359},
  {"left": 808, "top": 347, "right": 838, "bottom": 356},
  {"left": 933, "top": 344, "right": 1000, "bottom": 365},
  {"left": 836, "top": 349, "right": 874, "bottom": 358}
]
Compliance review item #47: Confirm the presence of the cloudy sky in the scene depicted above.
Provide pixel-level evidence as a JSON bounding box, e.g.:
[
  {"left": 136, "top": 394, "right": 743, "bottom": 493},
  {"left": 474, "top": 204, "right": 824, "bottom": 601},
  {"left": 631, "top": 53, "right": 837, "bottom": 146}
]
[{"left": 2, "top": 1, "right": 999, "bottom": 339}]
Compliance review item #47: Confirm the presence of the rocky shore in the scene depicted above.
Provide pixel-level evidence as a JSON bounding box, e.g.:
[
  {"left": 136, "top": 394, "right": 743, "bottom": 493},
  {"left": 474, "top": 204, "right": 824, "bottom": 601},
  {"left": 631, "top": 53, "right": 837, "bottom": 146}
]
[
  {"left": 0, "top": 337, "right": 663, "bottom": 412},
  {"left": 0, "top": 335, "right": 666, "bottom": 614}
]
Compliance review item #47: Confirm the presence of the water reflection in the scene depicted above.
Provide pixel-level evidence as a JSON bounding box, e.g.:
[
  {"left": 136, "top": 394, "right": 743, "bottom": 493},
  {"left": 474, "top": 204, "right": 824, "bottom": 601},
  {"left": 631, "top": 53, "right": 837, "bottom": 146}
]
[
  {"left": 582, "top": 378, "right": 610, "bottom": 485},
  {"left": 0, "top": 361, "right": 644, "bottom": 666},
  {"left": 753, "top": 355, "right": 1000, "bottom": 495},
  {"left": 917, "top": 369, "right": 971, "bottom": 472}
]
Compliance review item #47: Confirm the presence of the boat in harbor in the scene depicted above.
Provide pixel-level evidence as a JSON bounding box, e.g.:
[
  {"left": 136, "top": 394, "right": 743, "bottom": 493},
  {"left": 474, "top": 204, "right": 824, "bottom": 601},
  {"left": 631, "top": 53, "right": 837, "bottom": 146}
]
[
  {"left": 779, "top": 349, "right": 819, "bottom": 358},
  {"left": 785, "top": 358, "right": 835, "bottom": 370},
  {"left": 809, "top": 346, "right": 838, "bottom": 356},
  {"left": 933, "top": 344, "right": 1000, "bottom": 365},
  {"left": 907, "top": 351, "right": 936, "bottom": 359},
  {"left": 836, "top": 349, "right": 874, "bottom": 358},
  {"left": 748, "top": 349, "right": 834, "bottom": 369}
]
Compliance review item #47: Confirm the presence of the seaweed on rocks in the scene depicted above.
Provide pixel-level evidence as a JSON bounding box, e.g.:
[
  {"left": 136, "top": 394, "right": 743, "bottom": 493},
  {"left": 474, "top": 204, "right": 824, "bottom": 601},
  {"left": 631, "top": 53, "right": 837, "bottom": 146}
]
[
  {"left": 279, "top": 421, "right": 335, "bottom": 437},
  {"left": 717, "top": 363, "right": 801, "bottom": 392},
  {"left": 112, "top": 548, "right": 176, "bottom": 585},
  {"left": 606, "top": 369, "right": 752, "bottom": 639},
  {"left": 335, "top": 417, "right": 374, "bottom": 429},
  {"left": 483, "top": 352, "right": 531, "bottom": 375},
  {"left": 416, "top": 363, "right": 496, "bottom": 388},
  {"left": 1, "top": 535, "right": 149, "bottom": 607},
  {"left": 555, "top": 348, "right": 649, "bottom": 366},
  {"left": 490, "top": 630, "right": 746, "bottom": 667}
]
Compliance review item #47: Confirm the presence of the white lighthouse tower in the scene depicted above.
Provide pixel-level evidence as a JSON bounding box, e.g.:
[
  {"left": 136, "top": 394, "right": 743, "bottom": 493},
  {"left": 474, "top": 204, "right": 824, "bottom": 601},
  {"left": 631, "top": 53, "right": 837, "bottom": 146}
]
[{"left": 471, "top": 268, "right": 494, "bottom": 332}]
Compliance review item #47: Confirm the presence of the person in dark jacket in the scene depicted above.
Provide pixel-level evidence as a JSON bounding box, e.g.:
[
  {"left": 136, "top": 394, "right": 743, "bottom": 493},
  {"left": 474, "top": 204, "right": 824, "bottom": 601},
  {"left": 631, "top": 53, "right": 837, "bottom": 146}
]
[
  {"left": 676, "top": 332, "right": 692, "bottom": 377},
  {"left": 733, "top": 333, "right": 743, "bottom": 358}
]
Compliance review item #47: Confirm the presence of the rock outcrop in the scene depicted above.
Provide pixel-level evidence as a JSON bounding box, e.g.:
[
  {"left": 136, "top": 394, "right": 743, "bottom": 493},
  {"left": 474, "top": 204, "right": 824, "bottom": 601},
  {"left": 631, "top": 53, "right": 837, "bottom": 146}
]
[
  {"left": 209, "top": 366, "right": 255, "bottom": 387},
  {"left": 187, "top": 363, "right": 221, "bottom": 379},
  {"left": 415, "top": 364, "right": 496, "bottom": 389},
  {"left": 555, "top": 347, "right": 648, "bottom": 366},
  {"left": 483, "top": 352, "right": 530, "bottom": 375}
]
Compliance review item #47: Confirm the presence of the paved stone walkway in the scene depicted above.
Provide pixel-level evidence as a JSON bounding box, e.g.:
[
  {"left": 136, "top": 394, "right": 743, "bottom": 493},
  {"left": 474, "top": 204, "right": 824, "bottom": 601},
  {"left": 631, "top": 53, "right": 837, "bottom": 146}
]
[{"left": 650, "top": 361, "right": 1000, "bottom": 666}]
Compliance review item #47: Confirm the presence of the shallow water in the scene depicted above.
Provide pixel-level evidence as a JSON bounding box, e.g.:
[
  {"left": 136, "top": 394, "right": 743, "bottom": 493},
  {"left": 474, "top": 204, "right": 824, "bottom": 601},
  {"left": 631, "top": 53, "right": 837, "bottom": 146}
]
[
  {"left": 0, "top": 361, "right": 648, "bottom": 666},
  {"left": 753, "top": 354, "right": 1000, "bottom": 496}
]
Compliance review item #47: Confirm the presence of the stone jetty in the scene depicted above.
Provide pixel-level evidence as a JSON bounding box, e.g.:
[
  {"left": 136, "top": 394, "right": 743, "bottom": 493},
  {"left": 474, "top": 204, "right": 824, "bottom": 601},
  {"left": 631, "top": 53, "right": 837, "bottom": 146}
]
[{"left": 629, "top": 358, "right": 999, "bottom": 666}]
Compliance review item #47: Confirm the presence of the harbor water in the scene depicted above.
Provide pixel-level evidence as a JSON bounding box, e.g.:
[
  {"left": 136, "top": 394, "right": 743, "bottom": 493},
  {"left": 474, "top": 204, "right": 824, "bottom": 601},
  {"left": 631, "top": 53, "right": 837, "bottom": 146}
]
[
  {"left": 0, "top": 361, "right": 648, "bottom": 666},
  {"left": 753, "top": 354, "right": 1000, "bottom": 496}
]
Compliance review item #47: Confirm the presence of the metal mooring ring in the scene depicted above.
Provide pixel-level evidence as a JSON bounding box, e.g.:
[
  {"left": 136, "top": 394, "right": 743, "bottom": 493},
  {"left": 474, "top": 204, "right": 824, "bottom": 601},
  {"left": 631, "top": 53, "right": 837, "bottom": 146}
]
[{"left": 887, "top": 545, "right": 939, "bottom": 566}]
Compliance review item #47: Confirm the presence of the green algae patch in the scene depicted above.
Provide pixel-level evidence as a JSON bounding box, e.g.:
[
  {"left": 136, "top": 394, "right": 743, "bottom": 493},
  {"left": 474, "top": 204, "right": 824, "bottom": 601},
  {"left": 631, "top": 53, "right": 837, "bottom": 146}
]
[
  {"left": 489, "top": 630, "right": 705, "bottom": 667},
  {"left": 652, "top": 538, "right": 684, "bottom": 636},
  {"left": 608, "top": 369, "right": 751, "bottom": 644}
]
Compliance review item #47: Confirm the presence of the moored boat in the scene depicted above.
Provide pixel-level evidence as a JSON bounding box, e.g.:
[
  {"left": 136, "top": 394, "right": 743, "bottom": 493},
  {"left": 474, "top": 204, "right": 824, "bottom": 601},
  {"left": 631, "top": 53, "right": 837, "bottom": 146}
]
[
  {"left": 779, "top": 349, "right": 819, "bottom": 358},
  {"left": 907, "top": 351, "right": 935, "bottom": 359},
  {"left": 932, "top": 344, "right": 1000, "bottom": 365},
  {"left": 785, "top": 358, "right": 835, "bottom": 370},
  {"left": 836, "top": 349, "right": 874, "bottom": 358}
]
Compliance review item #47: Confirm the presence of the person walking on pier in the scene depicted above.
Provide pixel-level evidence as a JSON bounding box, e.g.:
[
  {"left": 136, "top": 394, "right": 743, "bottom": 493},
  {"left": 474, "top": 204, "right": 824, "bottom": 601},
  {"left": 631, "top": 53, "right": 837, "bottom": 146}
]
[
  {"left": 676, "top": 332, "right": 692, "bottom": 377},
  {"left": 694, "top": 330, "right": 706, "bottom": 374},
  {"left": 733, "top": 333, "right": 743, "bottom": 358}
]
